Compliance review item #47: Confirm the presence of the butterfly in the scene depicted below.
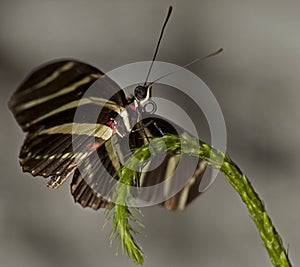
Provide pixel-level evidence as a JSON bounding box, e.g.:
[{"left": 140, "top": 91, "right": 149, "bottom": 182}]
[{"left": 8, "top": 6, "right": 209, "bottom": 211}]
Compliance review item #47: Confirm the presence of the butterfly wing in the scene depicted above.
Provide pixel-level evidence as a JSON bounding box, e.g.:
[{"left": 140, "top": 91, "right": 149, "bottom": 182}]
[
  {"left": 71, "top": 171, "right": 110, "bottom": 210},
  {"left": 70, "top": 115, "right": 209, "bottom": 211},
  {"left": 131, "top": 116, "right": 209, "bottom": 210},
  {"left": 70, "top": 137, "right": 121, "bottom": 210},
  {"left": 9, "top": 59, "right": 127, "bottom": 188}
]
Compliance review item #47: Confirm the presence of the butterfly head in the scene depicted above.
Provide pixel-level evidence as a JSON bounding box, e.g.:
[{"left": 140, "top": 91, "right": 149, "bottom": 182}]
[{"left": 134, "top": 85, "right": 152, "bottom": 105}]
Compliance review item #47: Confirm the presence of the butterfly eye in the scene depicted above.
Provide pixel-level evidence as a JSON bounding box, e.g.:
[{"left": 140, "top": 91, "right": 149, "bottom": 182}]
[{"left": 134, "top": 85, "right": 147, "bottom": 100}]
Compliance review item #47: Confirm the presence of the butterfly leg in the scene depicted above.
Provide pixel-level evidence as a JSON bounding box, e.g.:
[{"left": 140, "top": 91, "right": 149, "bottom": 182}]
[
  {"left": 132, "top": 121, "right": 152, "bottom": 143},
  {"left": 152, "top": 121, "right": 164, "bottom": 136},
  {"left": 132, "top": 120, "right": 165, "bottom": 146}
]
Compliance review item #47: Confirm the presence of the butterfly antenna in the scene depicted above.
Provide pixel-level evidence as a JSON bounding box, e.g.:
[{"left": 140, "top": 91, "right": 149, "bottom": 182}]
[
  {"left": 149, "top": 48, "right": 223, "bottom": 86},
  {"left": 144, "top": 6, "right": 173, "bottom": 86}
]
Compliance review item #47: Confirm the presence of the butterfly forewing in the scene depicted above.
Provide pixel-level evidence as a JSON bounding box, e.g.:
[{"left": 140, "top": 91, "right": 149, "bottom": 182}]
[{"left": 9, "top": 60, "right": 127, "bottom": 188}]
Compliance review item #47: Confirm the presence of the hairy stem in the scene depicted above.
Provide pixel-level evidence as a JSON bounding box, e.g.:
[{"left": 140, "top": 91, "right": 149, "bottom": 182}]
[{"left": 108, "top": 134, "right": 291, "bottom": 267}]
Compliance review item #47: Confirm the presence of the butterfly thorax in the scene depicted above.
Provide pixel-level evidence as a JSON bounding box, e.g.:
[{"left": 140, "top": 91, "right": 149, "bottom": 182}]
[{"left": 105, "top": 85, "right": 152, "bottom": 138}]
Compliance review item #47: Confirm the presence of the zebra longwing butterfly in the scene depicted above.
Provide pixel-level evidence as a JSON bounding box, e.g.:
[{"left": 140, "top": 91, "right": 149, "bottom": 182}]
[{"left": 8, "top": 7, "right": 208, "bottom": 211}]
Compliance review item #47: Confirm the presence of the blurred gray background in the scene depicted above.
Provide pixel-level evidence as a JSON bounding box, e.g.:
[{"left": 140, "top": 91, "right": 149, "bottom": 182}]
[{"left": 1, "top": 1, "right": 300, "bottom": 267}]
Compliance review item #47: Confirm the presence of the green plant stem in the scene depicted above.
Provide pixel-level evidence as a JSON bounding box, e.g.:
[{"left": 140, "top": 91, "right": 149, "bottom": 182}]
[
  {"left": 108, "top": 134, "right": 292, "bottom": 267},
  {"left": 107, "top": 168, "right": 144, "bottom": 264}
]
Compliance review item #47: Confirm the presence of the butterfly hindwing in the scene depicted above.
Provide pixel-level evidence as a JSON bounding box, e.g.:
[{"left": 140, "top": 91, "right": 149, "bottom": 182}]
[
  {"left": 71, "top": 170, "right": 110, "bottom": 210},
  {"left": 9, "top": 60, "right": 127, "bottom": 188},
  {"left": 70, "top": 136, "right": 123, "bottom": 210},
  {"left": 132, "top": 116, "right": 208, "bottom": 210},
  {"left": 70, "top": 115, "right": 208, "bottom": 211}
]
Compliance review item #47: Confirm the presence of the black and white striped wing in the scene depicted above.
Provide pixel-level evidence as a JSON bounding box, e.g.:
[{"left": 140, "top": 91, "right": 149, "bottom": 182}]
[
  {"left": 132, "top": 116, "right": 209, "bottom": 210},
  {"left": 9, "top": 60, "right": 127, "bottom": 189},
  {"left": 139, "top": 154, "right": 207, "bottom": 210},
  {"left": 70, "top": 115, "right": 209, "bottom": 211},
  {"left": 70, "top": 137, "right": 122, "bottom": 210}
]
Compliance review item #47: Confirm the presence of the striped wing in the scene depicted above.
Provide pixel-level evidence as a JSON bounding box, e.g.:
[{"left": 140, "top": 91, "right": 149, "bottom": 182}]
[
  {"left": 70, "top": 116, "right": 209, "bottom": 211},
  {"left": 71, "top": 137, "right": 121, "bottom": 210},
  {"left": 9, "top": 60, "right": 127, "bottom": 189},
  {"left": 132, "top": 116, "right": 209, "bottom": 210}
]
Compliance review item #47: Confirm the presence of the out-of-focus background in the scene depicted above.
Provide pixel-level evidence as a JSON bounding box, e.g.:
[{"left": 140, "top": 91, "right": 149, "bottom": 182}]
[{"left": 1, "top": 1, "right": 300, "bottom": 266}]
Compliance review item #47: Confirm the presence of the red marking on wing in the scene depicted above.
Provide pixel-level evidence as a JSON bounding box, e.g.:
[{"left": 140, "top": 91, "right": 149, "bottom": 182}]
[
  {"left": 85, "top": 141, "right": 101, "bottom": 150},
  {"left": 92, "top": 142, "right": 101, "bottom": 149},
  {"left": 106, "top": 120, "right": 115, "bottom": 128}
]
